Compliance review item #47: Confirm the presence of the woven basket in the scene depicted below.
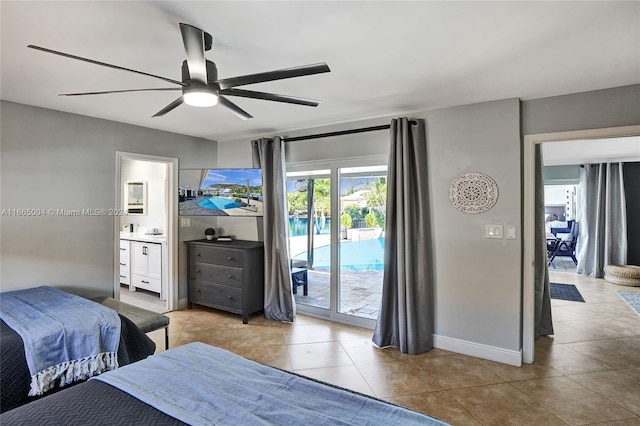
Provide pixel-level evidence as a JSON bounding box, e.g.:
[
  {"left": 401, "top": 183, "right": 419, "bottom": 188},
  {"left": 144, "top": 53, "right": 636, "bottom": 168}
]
[{"left": 604, "top": 264, "right": 640, "bottom": 287}]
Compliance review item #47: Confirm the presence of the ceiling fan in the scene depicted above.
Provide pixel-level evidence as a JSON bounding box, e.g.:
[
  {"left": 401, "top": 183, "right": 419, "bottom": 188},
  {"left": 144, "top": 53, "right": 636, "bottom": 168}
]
[{"left": 27, "top": 23, "right": 330, "bottom": 120}]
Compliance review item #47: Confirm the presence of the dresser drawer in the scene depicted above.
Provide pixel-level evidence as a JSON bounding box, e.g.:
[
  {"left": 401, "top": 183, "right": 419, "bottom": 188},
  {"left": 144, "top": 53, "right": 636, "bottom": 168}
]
[
  {"left": 189, "top": 281, "right": 242, "bottom": 311},
  {"left": 132, "top": 273, "right": 161, "bottom": 293},
  {"left": 119, "top": 270, "right": 130, "bottom": 285},
  {"left": 189, "top": 263, "right": 242, "bottom": 287},
  {"left": 189, "top": 245, "right": 244, "bottom": 267}
]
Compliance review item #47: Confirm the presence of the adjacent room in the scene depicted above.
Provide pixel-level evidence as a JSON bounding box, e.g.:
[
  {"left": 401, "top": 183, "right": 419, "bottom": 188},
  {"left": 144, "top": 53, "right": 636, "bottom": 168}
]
[{"left": 1, "top": 1, "right": 639, "bottom": 424}]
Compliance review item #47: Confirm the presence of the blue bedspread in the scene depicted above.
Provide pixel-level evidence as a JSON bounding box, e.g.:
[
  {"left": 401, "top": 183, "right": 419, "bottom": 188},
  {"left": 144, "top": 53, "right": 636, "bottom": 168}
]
[
  {"left": 94, "top": 342, "right": 447, "bottom": 426},
  {"left": 0, "top": 286, "right": 121, "bottom": 396}
]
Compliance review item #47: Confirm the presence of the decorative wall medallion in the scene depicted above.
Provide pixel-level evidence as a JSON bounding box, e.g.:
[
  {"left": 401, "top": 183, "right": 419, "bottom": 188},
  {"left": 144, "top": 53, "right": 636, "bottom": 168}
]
[{"left": 449, "top": 172, "right": 498, "bottom": 214}]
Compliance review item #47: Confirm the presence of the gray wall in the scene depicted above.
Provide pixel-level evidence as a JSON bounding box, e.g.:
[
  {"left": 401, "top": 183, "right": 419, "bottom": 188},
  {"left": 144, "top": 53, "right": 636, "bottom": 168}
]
[
  {"left": 2, "top": 83, "right": 636, "bottom": 360},
  {"left": 217, "top": 100, "right": 522, "bottom": 354},
  {"left": 419, "top": 99, "right": 522, "bottom": 351},
  {"left": 522, "top": 84, "right": 640, "bottom": 135},
  {"left": 0, "top": 101, "right": 217, "bottom": 299},
  {"left": 216, "top": 84, "right": 638, "bottom": 357}
]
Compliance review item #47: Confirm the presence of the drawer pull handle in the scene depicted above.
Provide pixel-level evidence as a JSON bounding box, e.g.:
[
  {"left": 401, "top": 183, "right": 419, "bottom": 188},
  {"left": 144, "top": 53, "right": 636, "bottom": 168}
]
[
  {"left": 195, "top": 253, "right": 201, "bottom": 257},
  {"left": 227, "top": 256, "right": 232, "bottom": 260},
  {"left": 195, "top": 270, "right": 201, "bottom": 274},
  {"left": 119, "top": 275, "right": 126, "bottom": 278},
  {"left": 120, "top": 248, "right": 126, "bottom": 251},
  {"left": 195, "top": 289, "right": 200, "bottom": 293},
  {"left": 142, "top": 280, "right": 149, "bottom": 284},
  {"left": 120, "top": 263, "right": 126, "bottom": 266},
  {"left": 228, "top": 275, "right": 233, "bottom": 279},
  {"left": 228, "top": 296, "right": 232, "bottom": 300}
]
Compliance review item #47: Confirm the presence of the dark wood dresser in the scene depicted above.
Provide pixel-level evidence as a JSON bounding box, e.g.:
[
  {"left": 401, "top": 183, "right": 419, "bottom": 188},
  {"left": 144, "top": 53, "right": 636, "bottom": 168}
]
[{"left": 185, "top": 239, "right": 264, "bottom": 324}]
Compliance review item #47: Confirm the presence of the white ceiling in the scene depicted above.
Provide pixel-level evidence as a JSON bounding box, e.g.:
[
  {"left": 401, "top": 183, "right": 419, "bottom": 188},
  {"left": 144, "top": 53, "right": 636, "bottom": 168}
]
[
  {"left": 543, "top": 136, "right": 640, "bottom": 166},
  {"left": 1, "top": 1, "right": 639, "bottom": 142}
]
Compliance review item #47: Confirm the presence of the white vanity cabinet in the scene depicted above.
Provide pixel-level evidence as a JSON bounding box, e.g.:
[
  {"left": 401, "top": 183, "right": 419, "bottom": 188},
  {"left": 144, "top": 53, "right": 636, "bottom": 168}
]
[
  {"left": 130, "top": 241, "right": 162, "bottom": 294},
  {"left": 119, "top": 240, "right": 131, "bottom": 285}
]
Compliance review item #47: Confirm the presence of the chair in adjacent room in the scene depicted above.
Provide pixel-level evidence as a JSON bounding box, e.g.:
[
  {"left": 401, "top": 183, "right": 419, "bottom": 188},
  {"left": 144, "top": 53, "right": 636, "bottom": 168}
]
[{"left": 548, "top": 222, "right": 579, "bottom": 268}]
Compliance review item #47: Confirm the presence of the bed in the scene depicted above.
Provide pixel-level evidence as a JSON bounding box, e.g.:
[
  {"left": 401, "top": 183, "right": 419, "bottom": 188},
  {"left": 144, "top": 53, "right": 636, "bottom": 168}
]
[
  {"left": 0, "top": 287, "right": 156, "bottom": 413},
  {"left": 0, "top": 342, "right": 448, "bottom": 425}
]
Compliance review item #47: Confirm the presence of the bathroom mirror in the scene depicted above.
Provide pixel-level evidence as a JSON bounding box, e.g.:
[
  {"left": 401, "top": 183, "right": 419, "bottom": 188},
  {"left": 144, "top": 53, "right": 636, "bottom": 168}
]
[{"left": 125, "top": 181, "right": 146, "bottom": 215}]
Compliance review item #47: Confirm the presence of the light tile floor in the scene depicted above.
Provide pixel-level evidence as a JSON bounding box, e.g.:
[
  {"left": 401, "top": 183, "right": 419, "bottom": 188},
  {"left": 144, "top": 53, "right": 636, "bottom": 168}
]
[{"left": 149, "top": 271, "right": 640, "bottom": 425}]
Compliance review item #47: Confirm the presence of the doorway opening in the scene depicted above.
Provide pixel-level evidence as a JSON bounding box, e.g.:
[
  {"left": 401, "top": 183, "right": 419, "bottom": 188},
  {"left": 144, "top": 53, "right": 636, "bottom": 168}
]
[
  {"left": 114, "top": 152, "right": 178, "bottom": 313},
  {"left": 522, "top": 125, "right": 640, "bottom": 364}
]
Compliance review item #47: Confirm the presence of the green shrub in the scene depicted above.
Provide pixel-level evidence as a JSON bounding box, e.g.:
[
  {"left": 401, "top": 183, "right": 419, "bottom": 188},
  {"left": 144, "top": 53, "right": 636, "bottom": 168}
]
[
  {"left": 340, "top": 213, "right": 352, "bottom": 229},
  {"left": 365, "top": 213, "right": 377, "bottom": 228}
]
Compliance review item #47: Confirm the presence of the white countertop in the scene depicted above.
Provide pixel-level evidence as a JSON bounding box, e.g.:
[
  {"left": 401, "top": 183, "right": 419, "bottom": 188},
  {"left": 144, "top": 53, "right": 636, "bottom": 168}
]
[{"left": 119, "top": 232, "right": 166, "bottom": 243}]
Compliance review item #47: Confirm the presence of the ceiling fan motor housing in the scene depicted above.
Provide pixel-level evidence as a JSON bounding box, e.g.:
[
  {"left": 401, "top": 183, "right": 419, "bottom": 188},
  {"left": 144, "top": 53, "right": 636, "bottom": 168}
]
[{"left": 181, "top": 60, "right": 220, "bottom": 96}]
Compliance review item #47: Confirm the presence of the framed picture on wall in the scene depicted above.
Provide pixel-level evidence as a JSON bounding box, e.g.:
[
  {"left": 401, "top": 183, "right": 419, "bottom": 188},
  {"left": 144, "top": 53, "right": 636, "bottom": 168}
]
[{"left": 126, "top": 181, "right": 146, "bottom": 215}]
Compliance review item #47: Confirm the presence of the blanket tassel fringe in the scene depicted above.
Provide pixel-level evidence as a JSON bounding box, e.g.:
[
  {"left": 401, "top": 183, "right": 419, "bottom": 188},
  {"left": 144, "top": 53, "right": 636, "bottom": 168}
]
[{"left": 29, "top": 352, "right": 118, "bottom": 396}]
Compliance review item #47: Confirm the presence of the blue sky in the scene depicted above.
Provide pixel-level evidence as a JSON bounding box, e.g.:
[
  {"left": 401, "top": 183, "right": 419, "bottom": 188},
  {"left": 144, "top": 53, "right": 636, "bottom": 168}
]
[{"left": 202, "top": 168, "right": 262, "bottom": 188}]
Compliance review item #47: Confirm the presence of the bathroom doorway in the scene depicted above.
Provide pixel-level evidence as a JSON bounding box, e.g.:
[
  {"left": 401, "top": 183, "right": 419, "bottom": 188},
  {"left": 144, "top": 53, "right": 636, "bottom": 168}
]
[{"left": 114, "top": 152, "right": 178, "bottom": 313}]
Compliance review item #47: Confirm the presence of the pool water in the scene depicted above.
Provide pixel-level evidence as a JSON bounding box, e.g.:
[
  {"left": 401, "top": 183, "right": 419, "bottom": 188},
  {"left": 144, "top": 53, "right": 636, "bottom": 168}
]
[
  {"left": 199, "top": 197, "right": 243, "bottom": 210},
  {"left": 293, "top": 238, "right": 385, "bottom": 271},
  {"left": 289, "top": 217, "right": 330, "bottom": 236}
]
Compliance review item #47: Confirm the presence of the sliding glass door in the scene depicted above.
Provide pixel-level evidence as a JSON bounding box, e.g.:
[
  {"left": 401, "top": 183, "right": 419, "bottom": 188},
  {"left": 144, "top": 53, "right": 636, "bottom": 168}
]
[
  {"left": 337, "top": 166, "right": 387, "bottom": 320},
  {"left": 287, "top": 170, "right": 332, "bottom": 313},
  {"left": 286, "top": 163, "right": 387, "bottom": 327}
]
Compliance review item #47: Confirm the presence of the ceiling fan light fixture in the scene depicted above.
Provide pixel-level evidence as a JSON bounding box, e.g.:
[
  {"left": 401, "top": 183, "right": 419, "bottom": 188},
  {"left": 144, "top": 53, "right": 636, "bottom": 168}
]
[{"left": 183, "top": 90, "right": 218, "bottom": 107}]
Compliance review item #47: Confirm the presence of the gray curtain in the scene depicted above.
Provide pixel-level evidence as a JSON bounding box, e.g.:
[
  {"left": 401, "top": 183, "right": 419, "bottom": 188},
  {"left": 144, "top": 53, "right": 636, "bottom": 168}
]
[
  {"left": 372, "top": 118, "right": 433, "bottom": 355},
  {"left": 534, "top": 145, "right": 553, "bottom": 338},
  {"left": 251, "top": 137, "right": 294, "bottom": 322},
  {"left": 576, "top": 163, "right": 627, "bottom": 277}
]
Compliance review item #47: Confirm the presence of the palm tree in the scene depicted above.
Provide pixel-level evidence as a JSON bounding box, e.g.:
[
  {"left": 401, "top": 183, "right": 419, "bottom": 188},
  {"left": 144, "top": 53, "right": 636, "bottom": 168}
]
[
  {"left": 313, "top": 179, "right": 331, "bottom": 234},
  {"left": 365, "top": 178, "right": 387, "bottom": 229}
]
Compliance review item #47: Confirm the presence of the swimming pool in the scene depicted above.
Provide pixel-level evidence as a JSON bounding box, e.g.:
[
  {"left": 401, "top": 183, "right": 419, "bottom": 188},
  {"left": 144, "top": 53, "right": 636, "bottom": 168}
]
[
  {"left": 199, "top": 197, "right": 244, "bottom": 210},
  {"left": 293, "top": 238, "right": 385, "bottom": 271},
  {"left": 289, "top": 217, "right": 330, "bottom": 236}
]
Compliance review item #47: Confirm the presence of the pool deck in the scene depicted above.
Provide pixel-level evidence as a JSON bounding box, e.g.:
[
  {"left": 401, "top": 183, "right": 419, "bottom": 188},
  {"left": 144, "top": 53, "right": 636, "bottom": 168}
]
[
  {"left": 289, "top": 234, "right": 383, "bottom": 320},
  {"left": 179, "top": 196, "right": 263, "bottom": 216}
]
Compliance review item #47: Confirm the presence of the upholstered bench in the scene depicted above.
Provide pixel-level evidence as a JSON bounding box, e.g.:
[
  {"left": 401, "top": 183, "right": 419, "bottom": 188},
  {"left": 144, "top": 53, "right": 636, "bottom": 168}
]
[{"left": 91, "top": 297, "right": 170, "bottom": 349}]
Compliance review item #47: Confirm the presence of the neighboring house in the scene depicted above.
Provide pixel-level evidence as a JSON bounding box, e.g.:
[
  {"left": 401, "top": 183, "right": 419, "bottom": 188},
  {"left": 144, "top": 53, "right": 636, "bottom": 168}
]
[{"left": 340, "top": 190, "right": 371, "bottom": 209}]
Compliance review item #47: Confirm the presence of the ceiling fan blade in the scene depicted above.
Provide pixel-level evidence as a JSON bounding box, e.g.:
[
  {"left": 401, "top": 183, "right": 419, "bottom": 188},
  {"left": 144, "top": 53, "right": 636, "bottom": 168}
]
[
  {"left": 218, "top": 96, "right": 253, "bottom": 120},
  {"left": 219, "top": 88, "right": 320, "bottom": 107},
  {"left": 59, "top": 88, "right": 181, "bottom": 96},
  {"left": 216, "top": 63, "right": 330, "bottom": 90},
  {"left": 28, "top": 45, "right": 184, "bottom": 86},
  {"left": 152, "top": 97, "right": 184, "bottom": 117},
  {"left": 179, "top": 23, "right": 207, "bottom": 83}
]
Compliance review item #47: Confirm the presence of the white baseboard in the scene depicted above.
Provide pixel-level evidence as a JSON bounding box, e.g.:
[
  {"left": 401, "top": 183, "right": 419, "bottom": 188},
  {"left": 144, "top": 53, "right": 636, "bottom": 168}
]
[
  {"left": 177, "top": 297, "right": 189, "bottom": 310},
  {"left": 434, "top": 334, "right": 522, "bottom": 367}
]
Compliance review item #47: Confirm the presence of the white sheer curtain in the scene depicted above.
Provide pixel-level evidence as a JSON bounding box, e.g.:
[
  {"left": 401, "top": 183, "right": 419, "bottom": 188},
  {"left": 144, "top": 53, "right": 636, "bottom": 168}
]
[
  {"left": 576, "top": 163, "right": 627, "bottom": 278},
  {"left": 252, "top": 137, "right": 295, "bottom": 322}
]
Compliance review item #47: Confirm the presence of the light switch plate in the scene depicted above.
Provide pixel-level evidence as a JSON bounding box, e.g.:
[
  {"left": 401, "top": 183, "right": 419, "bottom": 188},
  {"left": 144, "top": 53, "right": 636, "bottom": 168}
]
[
  {"left": 485, "top": 224, "right": 504, "bottom": 239},
  {"left": 180, "top": 217, "right": 191, "bottom": 227},
  {"left": 506, "top": 226, "right": 516, "bottom": 240}
]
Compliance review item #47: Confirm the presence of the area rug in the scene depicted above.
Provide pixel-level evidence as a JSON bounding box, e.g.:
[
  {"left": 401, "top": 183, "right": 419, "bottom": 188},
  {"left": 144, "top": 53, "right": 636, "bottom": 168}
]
[
  {"left": 616, "top": 291, "right": 640, "bottom": 316},
  {"left": 550, "top": 283, "right": 585, "bottom": 302}
]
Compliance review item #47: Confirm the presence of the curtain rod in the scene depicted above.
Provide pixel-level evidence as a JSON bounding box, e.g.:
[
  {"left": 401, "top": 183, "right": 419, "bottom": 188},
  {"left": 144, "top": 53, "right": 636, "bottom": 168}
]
[{"left": 283, "top": 120, "right": 417, "bottom": 142}]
